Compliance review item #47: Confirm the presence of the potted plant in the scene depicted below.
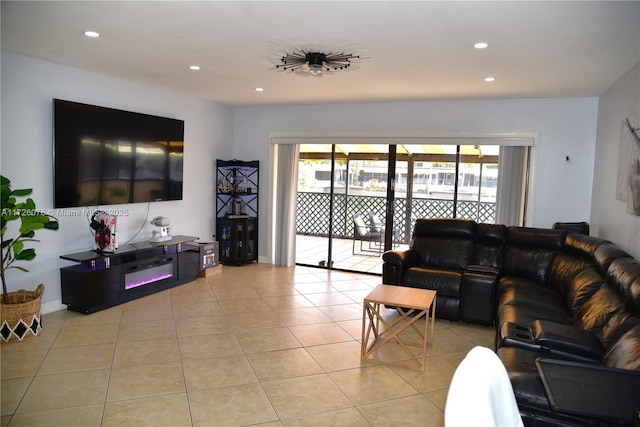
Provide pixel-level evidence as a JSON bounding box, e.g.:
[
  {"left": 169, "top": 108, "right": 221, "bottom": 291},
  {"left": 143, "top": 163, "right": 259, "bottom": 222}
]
[{"left": 1, "top": 175, "right": 58, "bottom": 343}]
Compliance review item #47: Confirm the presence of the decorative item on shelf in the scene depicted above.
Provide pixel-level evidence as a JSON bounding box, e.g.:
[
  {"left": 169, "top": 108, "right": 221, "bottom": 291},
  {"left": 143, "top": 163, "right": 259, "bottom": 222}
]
[
  {"left": 0, "top": 175, "right": 59, "bottom": 343},
  {"left": 149, "top": 216, "right": 171, "bottom": 242},
  {"left": 226, "top": 196, "right": 248, "bottom": 218},
  {"left": 90, "top": 210, "right": 117, "bottom": 253},
  {"left": 217, "top": 178, "right": 229, "bottom": 194},
  {"left": 272, "top": 49, "right": 364, "bottom": 77}
]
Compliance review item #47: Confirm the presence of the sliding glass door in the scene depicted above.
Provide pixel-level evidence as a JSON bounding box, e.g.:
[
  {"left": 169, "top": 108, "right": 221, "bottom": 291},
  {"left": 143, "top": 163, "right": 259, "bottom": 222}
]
[
  {"left": 296, "top": 144, "right": 403, "bottom": 274},
  {"left": 294, "top": 142, "right": 524, "bottom": 274}
]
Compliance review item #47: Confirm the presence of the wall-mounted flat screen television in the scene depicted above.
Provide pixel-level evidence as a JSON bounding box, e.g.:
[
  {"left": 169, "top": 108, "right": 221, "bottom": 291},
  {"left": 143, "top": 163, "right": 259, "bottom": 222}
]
[{"left": 53, "top": 99, "right": 184, "bottom": 208}]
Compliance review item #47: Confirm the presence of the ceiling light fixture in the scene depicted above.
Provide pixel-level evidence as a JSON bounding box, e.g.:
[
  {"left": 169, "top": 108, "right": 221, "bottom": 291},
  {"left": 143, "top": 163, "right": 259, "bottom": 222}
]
[
  {"left": 474, "top": 42, "right": 489, "bottom": 49},
  {"left": 254, "top": 87, "right": 264, "bottom": 92},
  {"left": 84, "top": 30, "right": 100, "bottom": 38},
  {"left": 273, "top": 49, "right": 362, "bottom": 76},
  {"left": 189, "top": 65, "right": 200, "bottom": 71},
  {"left": 484, "top": 76, "right": 496, "bottom": 82}
]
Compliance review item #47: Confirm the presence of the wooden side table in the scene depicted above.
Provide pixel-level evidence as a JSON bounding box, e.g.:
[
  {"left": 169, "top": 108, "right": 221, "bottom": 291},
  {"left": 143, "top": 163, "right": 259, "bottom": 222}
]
[{"left": 361, "top": 284, "right": 436, "bottom": 371}]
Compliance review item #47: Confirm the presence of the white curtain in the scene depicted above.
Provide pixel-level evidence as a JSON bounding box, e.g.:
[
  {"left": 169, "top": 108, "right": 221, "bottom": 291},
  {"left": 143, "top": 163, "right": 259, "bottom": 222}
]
[
  {"left": 273, "top": 144, "right": 300, "bottom": 266},
  {"left": 495, "top": 146, "right": 528, "bottom": 226}
]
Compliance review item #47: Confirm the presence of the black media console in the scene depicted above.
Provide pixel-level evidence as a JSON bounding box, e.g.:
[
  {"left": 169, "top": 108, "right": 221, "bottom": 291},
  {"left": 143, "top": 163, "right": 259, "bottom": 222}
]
[{"left": 60, "top": 235, "right": 200, "bottom": 314}]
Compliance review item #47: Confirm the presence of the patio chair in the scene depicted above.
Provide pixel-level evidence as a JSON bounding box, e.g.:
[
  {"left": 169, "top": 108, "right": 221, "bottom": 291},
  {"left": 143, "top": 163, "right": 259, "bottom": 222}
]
[
  {"left": 353, "top": 213, "right": 383, "bottom": 255},
  {"left": 368, "top": 211, "right": 384, "bottom": 232},
  {"left": 368, "top": 211, "right": 401, "bottom": 248}
]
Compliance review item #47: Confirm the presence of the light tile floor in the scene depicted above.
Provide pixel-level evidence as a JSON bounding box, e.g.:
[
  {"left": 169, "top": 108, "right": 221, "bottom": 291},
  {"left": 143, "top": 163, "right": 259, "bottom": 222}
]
[{"left": 1, "top": 264, "right": 494, "bottom": 427}]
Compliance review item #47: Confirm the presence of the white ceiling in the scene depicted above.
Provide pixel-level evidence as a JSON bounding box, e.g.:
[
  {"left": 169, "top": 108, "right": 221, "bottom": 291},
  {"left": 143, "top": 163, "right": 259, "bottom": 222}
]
[{"left": 2, "top": 1, "right": 639, "bottom": 107}]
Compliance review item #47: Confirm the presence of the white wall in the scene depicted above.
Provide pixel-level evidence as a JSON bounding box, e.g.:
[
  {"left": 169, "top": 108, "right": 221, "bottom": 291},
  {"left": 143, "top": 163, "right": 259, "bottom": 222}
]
[
  {"left": 1, "top": 51, "right": 233, "bottom": 312},
  {"left": 591, "top": 62, "right": 640, "bottom": 258},
  {"left": 233, "top": 97, "right": 599, "bottom": 258}
]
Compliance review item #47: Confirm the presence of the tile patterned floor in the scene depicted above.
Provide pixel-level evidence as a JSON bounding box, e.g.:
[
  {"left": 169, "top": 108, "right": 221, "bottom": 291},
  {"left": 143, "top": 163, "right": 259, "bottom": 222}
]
[{"left": 1, "top": 264, "right": 494, "bottom": 426}]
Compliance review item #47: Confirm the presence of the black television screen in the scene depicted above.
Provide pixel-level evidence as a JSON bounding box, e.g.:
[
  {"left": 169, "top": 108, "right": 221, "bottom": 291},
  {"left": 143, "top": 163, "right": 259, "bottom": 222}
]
[{"left": 53, "top": 99, "right": 184, "bottom": 208}]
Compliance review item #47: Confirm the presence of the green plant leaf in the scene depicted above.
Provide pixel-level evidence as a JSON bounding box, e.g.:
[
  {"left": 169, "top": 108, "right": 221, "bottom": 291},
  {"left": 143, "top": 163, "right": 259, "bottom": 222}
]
[
  {"left": 9, "top": 266, "right": 29, "bottom": 273},
  {"left": 44, "top": 221, "right": 59, "bottom": 230},
  {"left": 28, "top": 214, "right": 50, "bottom": 224},
  {"left": 13, "top": 240, "right": 23, "bottom": 254},
  {"left": 23, "top": 198, "right": 36, "bottom": 209},
  {"left": 15, "top": 248, "right": 36, "bottom": 261},
  {"left": 19, "top": 230, "right": 36, "bottom": 239},
  {"left": 19, "top": 221, "right": 45, "bottom": 235},
  {"left": 11, "top": 188, "right": 32, "bottom": 197}
]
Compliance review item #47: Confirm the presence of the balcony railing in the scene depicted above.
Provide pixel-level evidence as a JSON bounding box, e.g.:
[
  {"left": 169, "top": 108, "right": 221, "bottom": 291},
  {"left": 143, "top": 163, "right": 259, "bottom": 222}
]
[{"left": 297, "top": 192, "right": 496, "bottom": 242}]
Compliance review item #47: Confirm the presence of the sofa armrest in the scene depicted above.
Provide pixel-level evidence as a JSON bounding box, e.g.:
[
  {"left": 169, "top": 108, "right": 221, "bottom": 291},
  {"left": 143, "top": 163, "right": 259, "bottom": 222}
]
[
  {"left": 381, "top": 249, "right": 421, "bottom": 284},
  {"left": 531, "top": 320, "right": 604, "bottom": 362},
  {"left": 461, "top": 270, "right": 498, "bottom": 325},
  {"left": 466, "top": 264, "right": 500, "bottom": 275},
  {"left": 382, "top": 249, "right": 420, "bottom": 266}
]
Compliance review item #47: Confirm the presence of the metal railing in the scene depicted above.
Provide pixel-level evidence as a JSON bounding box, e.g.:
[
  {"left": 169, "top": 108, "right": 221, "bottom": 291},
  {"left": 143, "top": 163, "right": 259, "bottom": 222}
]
[{"left": 297, "top": 192, "right": 496, "bottom": 243}]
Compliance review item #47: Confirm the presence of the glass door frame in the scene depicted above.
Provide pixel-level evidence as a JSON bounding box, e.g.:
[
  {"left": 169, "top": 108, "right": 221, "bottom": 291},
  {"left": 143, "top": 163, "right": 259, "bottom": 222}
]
[{"left": 295, "top": 144, "right": 399, "bottom": 273}]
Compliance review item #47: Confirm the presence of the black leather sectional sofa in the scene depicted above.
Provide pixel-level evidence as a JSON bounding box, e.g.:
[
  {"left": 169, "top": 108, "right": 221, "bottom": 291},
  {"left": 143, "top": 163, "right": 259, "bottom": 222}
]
[{"left": 381, "top": 218, "right": 640, "bottom": 426}]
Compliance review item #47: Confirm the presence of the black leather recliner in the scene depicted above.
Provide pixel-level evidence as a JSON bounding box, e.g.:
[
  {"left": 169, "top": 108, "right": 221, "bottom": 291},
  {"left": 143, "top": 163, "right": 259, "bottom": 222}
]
[
  {"left": 382, "top": 218, "right": 503, "bottom": 324},
  {"left": 382, "top": 219, "right": 474, "bottom": 321},
  {"left": 382, "top": 218, "right": 640, "bottom": 426}
]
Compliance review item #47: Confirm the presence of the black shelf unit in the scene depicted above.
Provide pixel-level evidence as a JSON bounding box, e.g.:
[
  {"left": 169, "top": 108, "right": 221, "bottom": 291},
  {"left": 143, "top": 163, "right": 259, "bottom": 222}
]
[{"left": 216, "top": 159, "right": 259, "bottom": 265}]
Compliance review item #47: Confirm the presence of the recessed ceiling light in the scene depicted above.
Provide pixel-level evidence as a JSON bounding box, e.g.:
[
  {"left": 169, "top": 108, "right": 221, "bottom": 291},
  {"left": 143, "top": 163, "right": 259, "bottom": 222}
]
[
  {"left": 484, "top": 77, "right": 496, "bottom": 82},
  {"left": 189, "top": 65, "right": 200, "bottom": 71},
  {"left": 254, "top": 87, "right": 264, "bottom": 92},
  {"left": 474, "top": 42, "right": 489, "bottom": 49},
  {"left": 84, "top": 31, "right": 100, "bottom": 38}
]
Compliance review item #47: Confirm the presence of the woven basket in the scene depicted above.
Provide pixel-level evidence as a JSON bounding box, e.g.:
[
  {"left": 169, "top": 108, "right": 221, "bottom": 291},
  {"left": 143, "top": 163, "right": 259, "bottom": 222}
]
[{"left": 1, "top": 284, "right": 44, "bottom": 344}]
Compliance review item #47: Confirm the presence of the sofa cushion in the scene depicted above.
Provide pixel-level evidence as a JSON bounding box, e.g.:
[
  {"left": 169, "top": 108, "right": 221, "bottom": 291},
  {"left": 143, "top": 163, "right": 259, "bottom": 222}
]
[
  {"left": 499, "top": 277, "right": 569, "bottom": 316},
  {"left": 606, "top": 257, "right": 640, "bottom": 313},
  {"left": 602, "top": 324, "right": 640, "bottom": 371},
  {"left": 404, "top": 266, "right": 462, "bottom": 297},
  {"left": 502, "top": 227, "right": 566, "bottom": 284},
  {"left": 554, "top": 234, "right": 605, "bottom": 298},
  {"left": 573, "top": 286, "right": 626, "bottom": 335},
  {"left": 549, "top": 252, "right": 593, "bottom": 296},
  {"left": 411, "top": 219, "right": 475, "bottom": 270},
  {"left": 564, "top": 268, "right": 606, "bottom": 314},
  {"left": 412, "top": 218, "right": 476, "bottom": 239},
  {"left": 497, "top": 278, "right": 574, "bottom": 326},
  {"left": 471, "top": 223, "right": 507, "bottom": 268},
  {"left": 593, "top": 243, "right": 631, "bottom": 277},
  {"left": 563, "top": 233, "right": 606, "bottom": 259},
  {"left": 598, "top": 311, "right": 640, "bottom": 350}
]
